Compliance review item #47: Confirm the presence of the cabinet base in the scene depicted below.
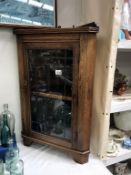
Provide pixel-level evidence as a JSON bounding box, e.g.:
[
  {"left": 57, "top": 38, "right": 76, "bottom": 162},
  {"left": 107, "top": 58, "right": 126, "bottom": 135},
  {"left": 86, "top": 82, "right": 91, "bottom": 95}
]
[
  {"left": 22, "top": 135, "right": 89, "bottom": 164},
  {"left": 23, "top": 137, "right": 33, "bottom": 146},
  {"left": 73, "top": 152, "right": 89, "bottom": 164}
]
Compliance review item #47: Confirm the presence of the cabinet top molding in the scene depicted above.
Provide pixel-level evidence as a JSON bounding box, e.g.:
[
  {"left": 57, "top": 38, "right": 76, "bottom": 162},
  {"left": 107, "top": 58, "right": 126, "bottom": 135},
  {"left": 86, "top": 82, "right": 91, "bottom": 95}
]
[{"left": 13, "top": 23, "right": 99, "bottom": 35}]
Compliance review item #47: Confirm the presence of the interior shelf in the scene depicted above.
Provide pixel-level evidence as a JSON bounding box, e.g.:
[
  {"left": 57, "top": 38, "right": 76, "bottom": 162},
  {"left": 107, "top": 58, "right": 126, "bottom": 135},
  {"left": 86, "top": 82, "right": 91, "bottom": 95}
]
[
  {"left": 111, "top": 88, "right": 131, "bottom": 113},
  {"left": 103, "top": 143, "right": 131, "bottom": 166},
  {"left": 32, "top": 91, "right": 72, "bottom": 101},
  {"left": 118, "top": 40, "right": 131, "bottom": 51}
]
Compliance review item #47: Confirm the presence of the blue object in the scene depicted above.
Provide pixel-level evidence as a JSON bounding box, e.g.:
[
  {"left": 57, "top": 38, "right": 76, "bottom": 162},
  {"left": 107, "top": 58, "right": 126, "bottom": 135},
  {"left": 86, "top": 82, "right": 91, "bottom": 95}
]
[
  {"left": 122, "top": 138, "right": 131, "bottom": 149},
  {"left": 119, "top": 30, "right": 125, "bottom": 40},
  {"left": 13, "top": 133, "right": 17, "bottom": 148},
  {"left": 0, "top": 146, "right": 8, "bottom": 162},
  {"left": 0, "top": 133, "right": 17, "bottom": 162}
]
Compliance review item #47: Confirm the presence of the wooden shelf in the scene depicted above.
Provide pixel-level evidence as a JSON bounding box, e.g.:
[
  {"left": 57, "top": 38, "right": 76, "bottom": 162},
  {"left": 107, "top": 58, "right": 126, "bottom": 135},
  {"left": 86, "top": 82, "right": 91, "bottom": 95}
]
[
  {"left": 32, "top": 91, "right": 72, "bottom": 101},
  {"left": 111, "top": 88, "right": 131, "bottom": 113},
  {"left": 103, "top": 143, "right": 131, "bottom": 166},
  {"left": 118, "top": 40, "right": 131, "bottom": 51}
]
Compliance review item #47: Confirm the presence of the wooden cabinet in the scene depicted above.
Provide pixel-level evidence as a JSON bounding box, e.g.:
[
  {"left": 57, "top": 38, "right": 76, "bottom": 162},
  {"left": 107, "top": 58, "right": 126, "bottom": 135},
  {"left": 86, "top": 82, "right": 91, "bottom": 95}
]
[{"left": 14, "top": 25, "right": 98, "bottom": 164}]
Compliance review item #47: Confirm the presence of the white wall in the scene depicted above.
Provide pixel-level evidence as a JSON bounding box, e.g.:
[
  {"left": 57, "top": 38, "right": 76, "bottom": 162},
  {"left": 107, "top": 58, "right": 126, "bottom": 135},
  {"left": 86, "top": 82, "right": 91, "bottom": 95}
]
[
  {"left": 0, "top": 28, "right": 21, "bottom": 141},
  {"left": 0, "top": 0, "right": 81, "bottom": 142},
  {"left": 57, "top": 0, "right": 81, "bottom": 27}
]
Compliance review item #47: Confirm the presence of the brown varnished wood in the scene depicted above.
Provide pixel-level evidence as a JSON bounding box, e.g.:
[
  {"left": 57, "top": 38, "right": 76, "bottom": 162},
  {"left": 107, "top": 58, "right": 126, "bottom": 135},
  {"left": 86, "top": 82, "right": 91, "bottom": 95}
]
[
  {"left": 73, "top": 34, "right": 97, "bottom": 152},
  {"left": 32, "top": 92, "right": 72, "bottom": 101},
  {"left": 15, "top": 26, "right": 98, "bottom": 164},
  {"left": 29, "top": 131, "right": 72, "bottom": 148},
  {"left": 22, "top": 134, "right": 89, "bottom": 155},
  {"left": 19, "top": 34, "right": 80, "bottom": 43},
  {"left": 23, "top": 137, "right": 33, "bottom": 146},
  {"left": 14, "top": 26, "right": 98, "bottom": 35},
  {"left": 73, "top": 152, "right": 89, "bottom": 164},
  {"left": 17, "top": 37, "right": 31, "bottom": 134},
  {"left": 24, "top": 42, "right": 79, "bottom": 49}
]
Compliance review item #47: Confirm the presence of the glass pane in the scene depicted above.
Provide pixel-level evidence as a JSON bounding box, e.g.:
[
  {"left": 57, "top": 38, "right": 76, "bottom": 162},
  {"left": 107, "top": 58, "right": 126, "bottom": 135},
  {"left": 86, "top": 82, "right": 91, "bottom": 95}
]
[
  {"left": 0, "top": 0, "right": 55, "bottom": 26},
  {"left": 28, "top": 49, "right": 73, "bottom": 97},
  {"left": 30, "top": 95, "right": 72, "bottom": 140},
  {"left": 27, "top": 48, "right": 73, "bottom": 140}
]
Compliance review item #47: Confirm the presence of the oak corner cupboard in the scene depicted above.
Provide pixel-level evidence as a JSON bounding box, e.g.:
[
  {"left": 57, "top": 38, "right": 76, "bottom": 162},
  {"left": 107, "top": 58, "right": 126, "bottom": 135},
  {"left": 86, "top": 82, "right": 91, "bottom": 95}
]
[{"left": 14, "top": 24, "right": 99, "bottom": 164}]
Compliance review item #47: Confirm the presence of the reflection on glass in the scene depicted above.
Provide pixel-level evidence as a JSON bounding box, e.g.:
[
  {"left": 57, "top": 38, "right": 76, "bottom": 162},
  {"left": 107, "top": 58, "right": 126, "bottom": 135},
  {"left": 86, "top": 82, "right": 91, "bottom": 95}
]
[
  {"left": 31, "top": 96, "right": 72, "bottom": 140},
  {"left": 28, "top": 49, "right": 73, "bottom": 96},
  {"left": 0, "top": 0, "right": 55, "bottom": 26},
  {"left": 27, "top": 48, "right": 73, "bottom": 140}
]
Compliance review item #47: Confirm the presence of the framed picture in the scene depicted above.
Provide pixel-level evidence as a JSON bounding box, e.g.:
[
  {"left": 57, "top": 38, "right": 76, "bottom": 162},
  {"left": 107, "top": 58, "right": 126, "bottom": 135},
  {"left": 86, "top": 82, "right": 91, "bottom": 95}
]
[{"left": 0, "top": 0, "right": 57, "bottom": 27}]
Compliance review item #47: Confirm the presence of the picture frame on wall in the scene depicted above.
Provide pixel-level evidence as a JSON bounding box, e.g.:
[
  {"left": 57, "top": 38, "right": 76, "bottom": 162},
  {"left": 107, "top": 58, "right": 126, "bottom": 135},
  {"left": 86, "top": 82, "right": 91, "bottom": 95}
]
[{"left": 0, "top": 0, "right": 57, "bottom": 27}]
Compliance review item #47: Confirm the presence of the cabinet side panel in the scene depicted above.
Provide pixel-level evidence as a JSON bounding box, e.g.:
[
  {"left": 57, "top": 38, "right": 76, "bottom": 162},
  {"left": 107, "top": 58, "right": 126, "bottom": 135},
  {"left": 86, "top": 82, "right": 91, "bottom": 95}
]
[{"left": 74, "top": 34, "right": 97, "bottom": 151}]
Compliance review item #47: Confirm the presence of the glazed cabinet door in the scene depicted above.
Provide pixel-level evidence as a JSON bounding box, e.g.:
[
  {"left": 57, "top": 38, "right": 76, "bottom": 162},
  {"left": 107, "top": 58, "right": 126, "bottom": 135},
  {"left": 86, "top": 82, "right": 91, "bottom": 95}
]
[{"left": 19, "top": 42, "right": 79, "bottom": 148}]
